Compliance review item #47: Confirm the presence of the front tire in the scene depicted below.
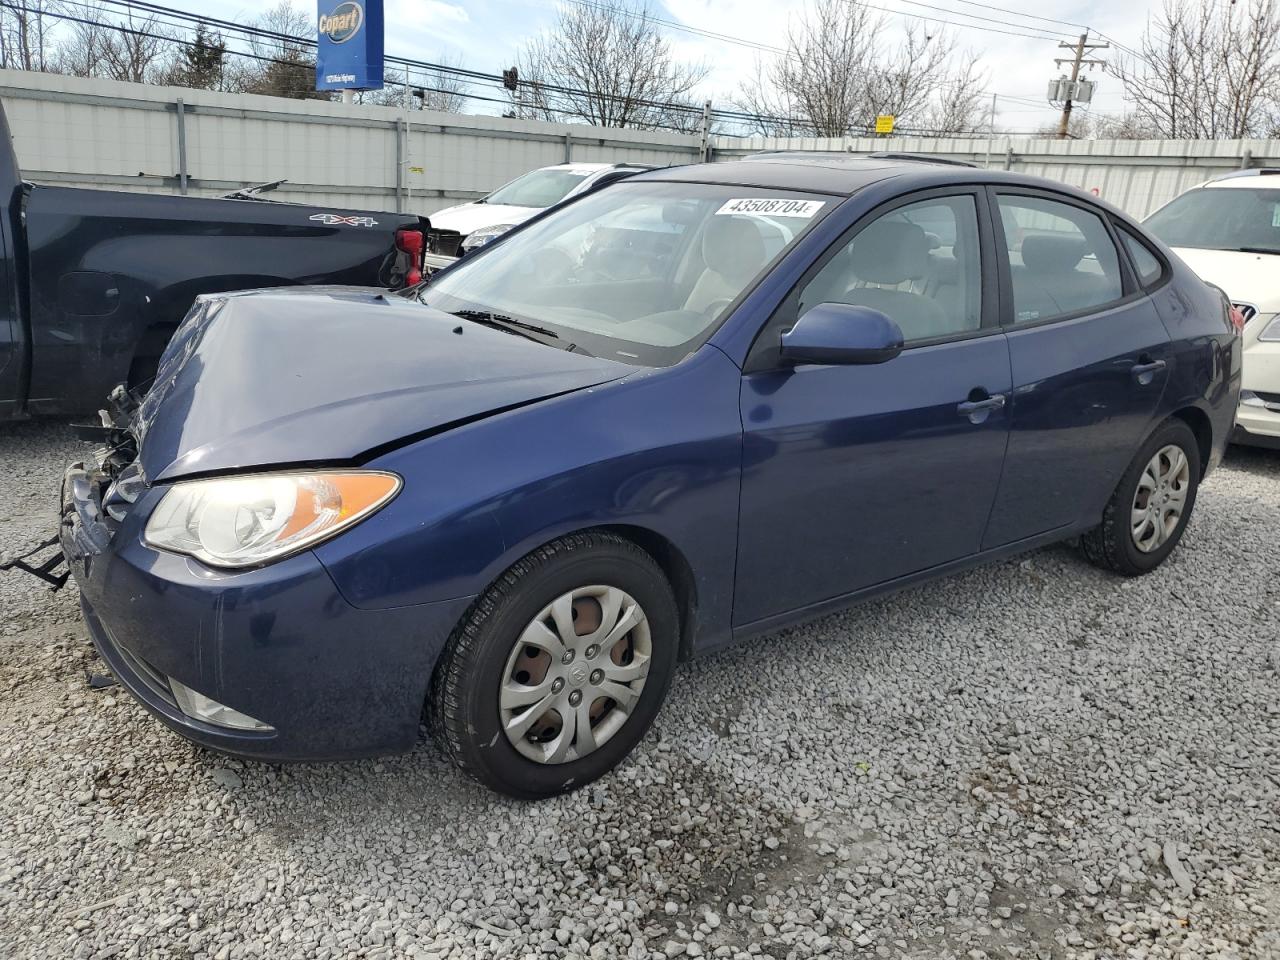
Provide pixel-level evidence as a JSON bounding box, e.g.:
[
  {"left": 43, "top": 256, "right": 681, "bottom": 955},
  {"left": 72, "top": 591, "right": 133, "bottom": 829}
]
[
  {"left": 1080, "top": 419, "right": 1201, "bottom": 576},
  {"left": 430, "top": 532, "right": 679, "bottom": 800}
]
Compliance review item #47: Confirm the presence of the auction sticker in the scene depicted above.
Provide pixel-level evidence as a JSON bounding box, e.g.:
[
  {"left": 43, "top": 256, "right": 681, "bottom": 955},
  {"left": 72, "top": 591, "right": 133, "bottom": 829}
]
[{"left": 715, "top": 198, "right": 825, "bottom": 218}]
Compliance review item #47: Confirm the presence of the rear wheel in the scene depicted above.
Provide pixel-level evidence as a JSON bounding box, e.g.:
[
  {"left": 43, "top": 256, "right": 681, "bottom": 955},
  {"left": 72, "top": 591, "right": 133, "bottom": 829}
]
[
  {"left": 430, "top": 532, "right": 678, "bottom": 799},
  {"left": 1080, "top": 419, "right": 1201, "bottom": 576}
]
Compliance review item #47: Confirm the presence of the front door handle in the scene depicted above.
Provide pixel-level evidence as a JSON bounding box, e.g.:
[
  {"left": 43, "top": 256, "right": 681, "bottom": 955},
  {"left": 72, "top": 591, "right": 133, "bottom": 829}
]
[
  {"left": 957, "top": 392, "right": 1006, "bottom": 424},
  {"left": 1131, "top": 358, "right": 1167, "bottom": 385}
]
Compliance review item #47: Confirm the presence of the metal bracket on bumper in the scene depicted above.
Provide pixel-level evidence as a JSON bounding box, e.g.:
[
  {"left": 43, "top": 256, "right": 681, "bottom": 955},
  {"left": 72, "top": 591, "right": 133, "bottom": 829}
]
[{"left": 0, "top": 535, "right": 69, "bottom": 591}]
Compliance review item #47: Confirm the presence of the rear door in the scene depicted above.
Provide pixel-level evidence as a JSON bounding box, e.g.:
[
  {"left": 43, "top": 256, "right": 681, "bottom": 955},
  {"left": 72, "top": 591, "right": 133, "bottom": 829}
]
[
  {"left": 981, "top": 189, "right": 1173, "bottom": 548},
  {"left": 734, "top": 189, "right": 1012, "bottom": 626}
]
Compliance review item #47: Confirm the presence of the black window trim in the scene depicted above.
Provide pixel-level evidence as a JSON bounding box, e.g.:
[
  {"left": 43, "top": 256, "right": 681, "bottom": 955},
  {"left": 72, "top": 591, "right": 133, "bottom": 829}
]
[
  {"left": 985, "top": 185, "right": 1147, "bottom": 333},
  {"left": 1113, "top": 220, "right": 1172, "bottom": 294},
  {"left": 744, "top": 183, "right": 1002, "bottom": 373}
]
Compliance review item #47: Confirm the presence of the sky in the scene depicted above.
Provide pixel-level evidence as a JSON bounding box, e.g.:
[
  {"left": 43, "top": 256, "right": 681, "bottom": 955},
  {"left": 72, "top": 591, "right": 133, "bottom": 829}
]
[{"left": 193, "top": 0, "right": 1159, "bottom": 134}]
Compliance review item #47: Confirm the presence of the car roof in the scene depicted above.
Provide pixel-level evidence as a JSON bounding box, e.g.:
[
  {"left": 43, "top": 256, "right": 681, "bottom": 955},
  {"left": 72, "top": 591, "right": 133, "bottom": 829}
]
[
  {"left": 543, "top": 162, "right": 647, "bottom": 174},
  {"left": 626, "top": 153, "right": 1114, "bottom": 203},
  {"left": 1202, "top": 169, "right": 1280, "bottom": 189}
]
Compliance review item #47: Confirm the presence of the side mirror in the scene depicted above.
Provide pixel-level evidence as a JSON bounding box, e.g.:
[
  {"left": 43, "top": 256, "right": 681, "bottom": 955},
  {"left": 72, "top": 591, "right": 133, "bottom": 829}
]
[{"left": 780, "top": 303, "right": 905, "bottom": 366}]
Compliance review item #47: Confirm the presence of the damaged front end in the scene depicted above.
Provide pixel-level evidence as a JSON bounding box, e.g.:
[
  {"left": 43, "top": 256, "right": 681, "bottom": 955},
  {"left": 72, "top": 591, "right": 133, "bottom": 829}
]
[
  {"left": 62, "top": 384, "right": 148, "bottom": 559},
  {"left": 1, "top": 384, "right": 147, "bottom": 591}
]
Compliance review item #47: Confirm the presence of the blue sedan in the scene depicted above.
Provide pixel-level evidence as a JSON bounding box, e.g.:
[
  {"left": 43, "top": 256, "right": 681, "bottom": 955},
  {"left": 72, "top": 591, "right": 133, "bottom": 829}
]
[{"left": 60, "top": 155, "right": 1242, "bottom": 798}]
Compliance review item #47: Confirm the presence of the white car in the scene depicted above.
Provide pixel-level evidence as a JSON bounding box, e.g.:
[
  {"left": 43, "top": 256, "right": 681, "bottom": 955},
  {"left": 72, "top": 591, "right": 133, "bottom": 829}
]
[
  {"left": 425, "top": 163, "right": 651, "bottom": 267},
  {"left": 1145, "top": 171, "right": 1280, "bottom": 449}
]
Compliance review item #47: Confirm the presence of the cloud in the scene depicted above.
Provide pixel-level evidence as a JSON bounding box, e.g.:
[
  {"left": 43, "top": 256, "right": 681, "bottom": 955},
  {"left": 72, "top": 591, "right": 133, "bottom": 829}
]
[{"left": 419, "top": 0, "right": 469, "bottom": 25}]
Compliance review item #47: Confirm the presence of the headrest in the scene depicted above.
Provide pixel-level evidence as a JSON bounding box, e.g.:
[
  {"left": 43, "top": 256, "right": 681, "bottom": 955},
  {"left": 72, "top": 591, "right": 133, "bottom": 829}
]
[
  {"left": 702, "top": 216, "right": 767, "bottom": 279},
  {"left": 1021, "top": 235, "right": 1088, "bottom": 273},
  {"left": 849, "top": 220, "right": 931, "bottom": 284}
]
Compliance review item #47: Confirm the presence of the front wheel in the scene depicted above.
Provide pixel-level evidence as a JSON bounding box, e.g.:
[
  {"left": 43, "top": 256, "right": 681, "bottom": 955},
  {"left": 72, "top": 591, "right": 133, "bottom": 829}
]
[
  {"left": 430, "top": 532, "right": 679, "bottom": 799},
  {"left": 1080, "top": 419, "right": 1201, "bottom": 576}
]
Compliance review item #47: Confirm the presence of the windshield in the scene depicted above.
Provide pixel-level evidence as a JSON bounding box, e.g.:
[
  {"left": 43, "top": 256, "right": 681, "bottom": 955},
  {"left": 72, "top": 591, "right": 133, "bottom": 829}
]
[
  {"left": 484, "top": 169, "right": 593, "bottom": 208},
  {"left": 421, "top": 181, "right": 833, "bottom": 366},
  {"left": 1145, "top": 186, "right": 1280, "bottom": 254}
]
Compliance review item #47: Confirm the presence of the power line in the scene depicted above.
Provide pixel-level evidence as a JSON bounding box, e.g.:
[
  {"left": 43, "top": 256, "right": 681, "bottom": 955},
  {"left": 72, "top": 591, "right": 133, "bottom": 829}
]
[
  {"left": 920, "top": 0, "right": 1089, "bottom": 32},
  {"left": 992, "top": 92, "right": 1051, "bottom": 107},
  {"left": 0, "top": 0, "right": 786, "bottom": 131},
  {"left": 8, "top": 0, "right": 1070, "bottom": 138},
  {"left": 561, "top": 0, "right": 789, "bottom": 55},
  {"left": 85, "top": 0, "right": 714, "bottom": 119},
  {"left": 862, "top": 0, "right": 1075, "bottom": 40},
  {"left": 555, "top": 0, "right": 1067, "bottom": 60}
]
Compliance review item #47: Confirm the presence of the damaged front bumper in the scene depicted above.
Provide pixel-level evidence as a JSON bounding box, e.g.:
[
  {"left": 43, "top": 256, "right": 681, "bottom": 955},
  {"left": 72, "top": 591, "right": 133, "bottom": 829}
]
[{"left": 50, "top": 399, "right": 473, "bottom": 761}]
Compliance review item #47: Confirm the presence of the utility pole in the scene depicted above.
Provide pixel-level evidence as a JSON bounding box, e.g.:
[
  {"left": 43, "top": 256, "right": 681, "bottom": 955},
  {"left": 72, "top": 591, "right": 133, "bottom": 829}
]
[{"left": 1054, "top": 33, "right": 1108, "bottom": 139}]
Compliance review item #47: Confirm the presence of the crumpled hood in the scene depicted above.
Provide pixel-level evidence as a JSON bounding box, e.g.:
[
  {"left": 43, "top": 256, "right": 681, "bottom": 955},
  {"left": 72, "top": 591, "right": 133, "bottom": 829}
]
[
  {"left": 1170, "top": 247, "right": 1280, "bottom": 314},
  {"left": 427, "top": 202, "right": 540, "bottom": 237},
  {"left": 136, "top": 288, "right": 630, "bottom": 482}
]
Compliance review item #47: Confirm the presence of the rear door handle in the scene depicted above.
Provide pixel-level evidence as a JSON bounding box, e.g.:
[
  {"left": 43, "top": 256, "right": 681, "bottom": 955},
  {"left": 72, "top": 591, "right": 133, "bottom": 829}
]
[
  {"left": 1131, "top": 359, "right": 1167, "bottom": 384},
  {"left": 957, "top": 393, "right": 1006, "bottom": 423}
]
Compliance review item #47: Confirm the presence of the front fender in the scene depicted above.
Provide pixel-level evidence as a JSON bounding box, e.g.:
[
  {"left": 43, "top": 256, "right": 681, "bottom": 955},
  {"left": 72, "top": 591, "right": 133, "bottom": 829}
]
[{"left": 314, "top": 346, "right": 745, "bottom": 655}]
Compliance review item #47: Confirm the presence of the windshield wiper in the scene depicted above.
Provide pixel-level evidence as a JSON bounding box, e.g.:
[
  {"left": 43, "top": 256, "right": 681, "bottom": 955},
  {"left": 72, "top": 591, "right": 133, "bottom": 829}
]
[
  {"left": 452, "top": 309, "right": 561, "bottom": 343},
  {"left": 1234, "top": 246, "right": 1280, "bottom": 256}
]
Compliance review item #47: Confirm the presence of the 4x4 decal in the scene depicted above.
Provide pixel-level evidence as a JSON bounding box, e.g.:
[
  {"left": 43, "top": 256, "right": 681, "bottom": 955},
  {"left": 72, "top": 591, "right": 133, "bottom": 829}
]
[{"left": 310, "top": 213, "right": 379, "bottom": 227}]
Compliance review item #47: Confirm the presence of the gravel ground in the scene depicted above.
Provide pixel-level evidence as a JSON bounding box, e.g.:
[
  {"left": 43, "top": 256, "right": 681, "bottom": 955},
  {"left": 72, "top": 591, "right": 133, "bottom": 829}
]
[{"left": 0, "top": 419, "right": 1277, "bottom": 960}]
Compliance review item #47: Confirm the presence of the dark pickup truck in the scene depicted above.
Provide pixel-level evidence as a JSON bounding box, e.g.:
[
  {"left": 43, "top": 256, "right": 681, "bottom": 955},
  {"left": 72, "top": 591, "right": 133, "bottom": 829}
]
[{"left": 0, "top": 102, "right": 427, "bottom": 418}]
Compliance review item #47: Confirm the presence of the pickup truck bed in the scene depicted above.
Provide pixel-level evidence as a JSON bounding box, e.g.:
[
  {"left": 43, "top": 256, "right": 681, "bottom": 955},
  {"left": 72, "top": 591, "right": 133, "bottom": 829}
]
[{"left": 0, "top": 101, "right": 426, "bottom": 418}]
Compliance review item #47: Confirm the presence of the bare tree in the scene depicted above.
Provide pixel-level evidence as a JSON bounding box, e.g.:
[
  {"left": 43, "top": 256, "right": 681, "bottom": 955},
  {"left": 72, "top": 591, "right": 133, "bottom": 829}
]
[
  {"left": 0, "top": 0, "right": 63, "bottom": 72},
  {"left": 1111, "top": 0, "right": 1280, "bottom": 139},
  {"left": 737, "top": 0, "right": 988, "bottom": 137},
  {"left": 228, "top": 1, "right": 328, "bottom": 100},
  {"left": 100, "top": 7, "right": 171, "bottom": 83},
  {"left": 511, "top": 0, "right": 708, "bottom": 130},
  {"left": 48, "top": 3, "right": 172, "bottom": 83},
  {"left": 1035, "top": 110, "right": 1158, "bottom": 140},
  {"left": 50, "top": 10, "right": 111, "bottom": 78},
  {"left": 917, "top": 60, "right": 991, "bottom": 135}
]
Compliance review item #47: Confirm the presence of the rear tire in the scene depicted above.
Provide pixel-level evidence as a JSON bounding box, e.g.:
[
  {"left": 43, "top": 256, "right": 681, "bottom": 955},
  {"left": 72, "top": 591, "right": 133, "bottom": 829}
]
[
  {"left": 430, "top": 532, "right": 678, "bottom": 800},
  {"left": 1080, "top": 419, "right": 1201, "bottom": 576}
]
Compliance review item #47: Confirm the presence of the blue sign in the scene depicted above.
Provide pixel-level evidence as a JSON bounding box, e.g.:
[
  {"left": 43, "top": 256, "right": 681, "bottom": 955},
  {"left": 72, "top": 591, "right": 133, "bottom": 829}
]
[{"left": 316, "top": 0, "right": 384, "bottom": 91}]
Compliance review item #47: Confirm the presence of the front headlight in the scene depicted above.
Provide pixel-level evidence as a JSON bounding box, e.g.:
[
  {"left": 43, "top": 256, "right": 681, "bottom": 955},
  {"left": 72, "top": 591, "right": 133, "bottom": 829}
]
[
  {"left": 462, "top": 223, "right": 516, "bottom": 253},
  {"left": 144, "top": 470, "right": 401, "bottom": 569},
  {"left": 1258, "top": 315, "right": 1280, "bottom": 342}
]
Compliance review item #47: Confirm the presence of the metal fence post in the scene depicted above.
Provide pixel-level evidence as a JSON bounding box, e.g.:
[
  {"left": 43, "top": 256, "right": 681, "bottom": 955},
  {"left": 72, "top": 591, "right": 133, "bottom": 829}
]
[
  {"left": 699, "top": 100, "right": 712, "bottom": 162},
  {"left": 564, "top": 132, "right": 572, "bottom": 163},
  {"left": 176, "top": 98, "right": 188, "bottom": 195},
  {"left": 395, "top": 118, "right": 406, "bottom": 213}
]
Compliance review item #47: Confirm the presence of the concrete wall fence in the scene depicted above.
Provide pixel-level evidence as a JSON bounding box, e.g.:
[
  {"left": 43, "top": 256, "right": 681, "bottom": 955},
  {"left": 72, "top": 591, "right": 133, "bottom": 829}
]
[{"left": 3, "top": 69, "right": 1279, "bottom": 220}]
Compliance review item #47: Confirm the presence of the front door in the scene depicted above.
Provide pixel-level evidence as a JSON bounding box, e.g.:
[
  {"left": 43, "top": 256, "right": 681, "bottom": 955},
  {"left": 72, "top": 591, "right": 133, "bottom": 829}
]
[
  {"left": 981, "top": 190, "right": 1173, "bottom": 548},
  {"left": 734, "top": 191, "right": 1012, "bottom": 626},
  {"left": 0, "top": 215, "right": 17, "bottom": 416}
]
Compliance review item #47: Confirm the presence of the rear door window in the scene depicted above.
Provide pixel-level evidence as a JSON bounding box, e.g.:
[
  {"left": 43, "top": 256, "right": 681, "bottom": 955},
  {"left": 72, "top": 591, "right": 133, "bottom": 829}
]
[{"left": 995, "top": 195, "right": 1124, "bottom": 325}]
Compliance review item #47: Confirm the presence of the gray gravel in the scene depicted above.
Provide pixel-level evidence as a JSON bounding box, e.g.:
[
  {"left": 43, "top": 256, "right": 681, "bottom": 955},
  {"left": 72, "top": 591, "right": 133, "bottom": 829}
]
[{"left": 1, "top": 420, "right": 1278, "bottom": 960}]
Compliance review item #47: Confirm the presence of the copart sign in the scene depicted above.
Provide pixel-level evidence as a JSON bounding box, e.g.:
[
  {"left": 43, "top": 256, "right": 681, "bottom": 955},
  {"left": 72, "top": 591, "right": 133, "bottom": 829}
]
[{"left": 315, "top": 0, "right": 384, "bottom": 92}]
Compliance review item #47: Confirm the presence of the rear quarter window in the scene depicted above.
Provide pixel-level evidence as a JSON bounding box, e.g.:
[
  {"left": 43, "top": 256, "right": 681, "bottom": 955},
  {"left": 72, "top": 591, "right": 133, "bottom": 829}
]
[{"left": 1118, "top": 227, "right": 1165, "bottom": 287}]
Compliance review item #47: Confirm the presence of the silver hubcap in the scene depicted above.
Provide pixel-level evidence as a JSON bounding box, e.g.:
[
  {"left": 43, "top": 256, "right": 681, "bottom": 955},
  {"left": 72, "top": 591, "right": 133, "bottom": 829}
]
[
  {"left": 1131, "top": 444, "right": 1190, "bottom": 553},
  {"left": 499, "top": 585, "right": 651, "bottom": 764}
]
